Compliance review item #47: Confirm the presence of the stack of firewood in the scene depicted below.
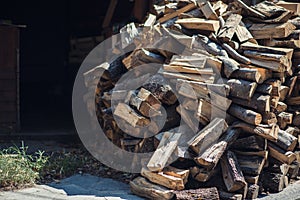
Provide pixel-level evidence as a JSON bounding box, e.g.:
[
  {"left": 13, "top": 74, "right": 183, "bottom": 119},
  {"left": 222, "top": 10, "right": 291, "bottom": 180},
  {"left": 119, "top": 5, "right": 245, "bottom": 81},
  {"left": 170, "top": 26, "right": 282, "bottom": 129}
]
[{"left": 83, "top": 0, "right": 300, "bottom": 199}]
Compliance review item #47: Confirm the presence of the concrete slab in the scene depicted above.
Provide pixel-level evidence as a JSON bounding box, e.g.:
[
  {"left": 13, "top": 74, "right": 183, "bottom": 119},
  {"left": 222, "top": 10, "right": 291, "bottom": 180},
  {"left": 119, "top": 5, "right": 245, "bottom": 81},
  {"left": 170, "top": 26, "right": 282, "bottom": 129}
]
[
  {"left": 1, "top": 174, "right": 300, "bottom": 200},
  {"left": 0, "top": 174, "right": 144, "bottom": 200}
]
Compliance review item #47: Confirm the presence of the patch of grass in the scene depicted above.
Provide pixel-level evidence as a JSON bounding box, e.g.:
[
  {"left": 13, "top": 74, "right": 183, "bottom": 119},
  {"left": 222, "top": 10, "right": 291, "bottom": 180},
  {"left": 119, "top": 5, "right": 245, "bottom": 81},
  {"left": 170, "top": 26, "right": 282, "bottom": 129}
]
[
  {"left": 39, "top": 149, "right": 87, "bottom": 182},
  {"left": 0, "top": 142, "right": 48, "bottom": 189}
]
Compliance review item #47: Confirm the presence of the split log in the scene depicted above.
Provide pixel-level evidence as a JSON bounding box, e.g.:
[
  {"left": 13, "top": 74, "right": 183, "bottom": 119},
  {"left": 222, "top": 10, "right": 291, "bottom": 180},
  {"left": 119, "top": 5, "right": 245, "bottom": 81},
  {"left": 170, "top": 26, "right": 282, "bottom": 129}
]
[
  {"left": 174, "top": 187, "right": 220, "bottom": 200},
  {"left": 196, "top": 98, "right": 227, "bottom": 125},
  {"left": 181, "top": 98, "right": 198, "bottom": 111},
  {"left": 217, "top": 14, "right": 242, "bottom": 43},
  {"left": 233, "top": 0, "right": 266, "bottom": 19},
  {"left": 129, "top": 92, "right": 162, "bottom": 118},
  {"left": 226, "top": 79, "right": 257, "bottom": 100},
  {"left": 122, "top": 48, "right": 165, "bottom": 70},
  {"left": 190, "top": 166, "right": 217, "bottom": 182},
  {"left": 143, "top": 75, "right": 177, "bottom": 105},
  {"left": 158, "top": 3, "right": 197, "bottom": 24},
  {"left": 147, "top": 128, "right": 182, "bottom": 171},
  {"left": 188, "top": 118, "right": 228, "bottom": 155},
  {"left": 249, "top": 22, "right": 296, "bottom": 40},
  {"left": 176, "top": 18, "right": 220, "bottom": 32},
  {"left": 236, "top": 21, "right": 256, "bottom": 44},
  {"left": 160, "top": 70, "right": 215, "bottom": 83},
  {"left": 285, "top": 126, "right": 300, "bottom": 137},
  {"left": 130, "top": 177, "right": 174, "bottom": 200},
  {"left": 114, "top": 103, "right": 150, "bottom": 127},
  {"left": 275, "top": 102, "right": 287, "bottom": 113},
  {"left": 244, "top": 175, "right": 260, "bottom": 185},
  {"left": 262, "top": 112, "right": 277, "bottom": 125},
  {"left": 292, "top": 111, "right": 300, "bottom": 127},
  {"left": 232, "top": 135, "right": 266, "bottom": 151},
  {"left": 141, "top": 167, "right": 189, "bottom": 190},
  {"left": 176, "top": 106, "right": 199, "bottom": 132},
  {"left": 228, "top": 104, "right": 262, "bottom": 125},
  {"left": 195, "top": 128, "right": 240, "bottom": 170},
  {"left": 222, "top": 43, "right": 251, "bottom": 65},
  {"left": 287, "top": 161, "right": 300, "bottom": 179},
  {"left": 230, "top": 93, "right": 270, "bottom": 113},
  {"left": 144, "top": 14, "right": 157, "bottom": 27},
  {"left": 277, "top": 1, "right": 300, "bottom": 15},
  {"left": 219, "top": 191, "right": 243, "bottom": 200},
  {"left": 233, "top": 122, "right": 279, "bottom": 142},
  {"left": 241, "top": 42, "right": 294, "bottom": 72},
  {"left": 221, "top": 151, "right": 247, "bottom": 192},
  {"left": 246, "top": 184, "right": 259, "bottom": 200},
  {"left": 197, "top": 0, "right": 218, "bottom": 20},
  {"left": 261, "top": 171, "right": 287, "bottom": 193},
  {"left": 276, "top": 129, "right": 298, "bottom": 152},
  {"left": 230, "top": 68, "right": 261, "bottom": 83},
  {"left": 268, "top": 142, "right": 296, "bottom": 165},
  {"left": 256, "top": 84, "right": 273, "bottom": 95},
  {"left": 176, "top": 79, "right": 230, "bottom": 97},
  {"left": 236, "top": 154, "right": 266, "bottom": 176},
  {"left": 277, "top": 112, "right": 293, "bottom": 129},
  {"left": 217, "top": 56, "right": 240, "bottom": 79},
  {"left": 138, "top": 88, "right": 161, "bottom": 110},
  {"left": 163, "top": 64, "right": 214, "bottom": 75}
]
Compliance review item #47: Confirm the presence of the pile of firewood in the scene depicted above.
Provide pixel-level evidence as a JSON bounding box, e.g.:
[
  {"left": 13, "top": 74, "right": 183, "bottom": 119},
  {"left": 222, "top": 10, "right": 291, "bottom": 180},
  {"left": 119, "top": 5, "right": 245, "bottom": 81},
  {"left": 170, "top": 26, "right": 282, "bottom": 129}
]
[{"left": 83, "top": 0, "right": 300, "bottom": 199}]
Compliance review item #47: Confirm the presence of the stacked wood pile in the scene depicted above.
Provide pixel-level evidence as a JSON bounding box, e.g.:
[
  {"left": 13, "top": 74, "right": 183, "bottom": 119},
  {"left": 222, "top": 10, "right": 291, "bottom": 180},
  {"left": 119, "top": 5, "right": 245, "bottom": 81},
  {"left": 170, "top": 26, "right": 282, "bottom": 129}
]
[{"left": 83, "top": 0, "right": 300, "bottom": 199}]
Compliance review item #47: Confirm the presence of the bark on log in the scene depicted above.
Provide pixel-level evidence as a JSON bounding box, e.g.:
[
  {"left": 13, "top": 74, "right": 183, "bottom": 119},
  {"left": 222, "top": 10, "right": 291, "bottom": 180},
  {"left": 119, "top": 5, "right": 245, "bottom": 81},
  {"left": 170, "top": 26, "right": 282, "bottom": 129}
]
[
  {"left": 130, "top": 177, "right": 174, "bottom": 200},
  {"left": 228, "top": 104, "right": 262, "bottom": 125},
  {"left": 221, "top": 151, "right": 247, "bottom": 192},
  {"left": 174, "top": 187, "right": 220, "bottom": 200}
]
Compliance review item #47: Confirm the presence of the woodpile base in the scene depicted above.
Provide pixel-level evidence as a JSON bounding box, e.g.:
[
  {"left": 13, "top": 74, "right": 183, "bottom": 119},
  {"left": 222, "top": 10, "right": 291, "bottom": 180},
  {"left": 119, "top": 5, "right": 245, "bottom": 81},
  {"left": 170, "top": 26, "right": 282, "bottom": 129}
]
[{"left": 83, "top": 0, "right": 300, "bottom": 199}]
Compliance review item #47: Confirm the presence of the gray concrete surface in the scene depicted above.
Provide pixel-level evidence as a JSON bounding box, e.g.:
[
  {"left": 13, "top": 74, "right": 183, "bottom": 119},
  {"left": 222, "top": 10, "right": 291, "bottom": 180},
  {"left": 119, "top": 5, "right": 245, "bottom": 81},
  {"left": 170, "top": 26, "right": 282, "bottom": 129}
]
[
  {"left": 0, "top": 174, "right": 143, "bottom": 200},
  {"left": 1, "top": 174, "right": 300, "bottom": 200}
]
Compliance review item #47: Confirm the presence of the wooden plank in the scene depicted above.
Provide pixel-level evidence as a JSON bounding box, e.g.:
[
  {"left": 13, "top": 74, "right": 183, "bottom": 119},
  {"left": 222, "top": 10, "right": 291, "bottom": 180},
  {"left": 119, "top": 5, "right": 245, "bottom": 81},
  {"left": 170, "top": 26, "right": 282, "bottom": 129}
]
[
  {"left": 130, "top": 177, "right": 174, "bottom": 200},
  {"left": 147, "top": 128, "right": 181, "bottom": 171},
  {"left": 176, "top": 18, "right": 220, "bottom": 32},
  {"left": 158, "top": 3, "right": 197, "bottom": 24}
]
